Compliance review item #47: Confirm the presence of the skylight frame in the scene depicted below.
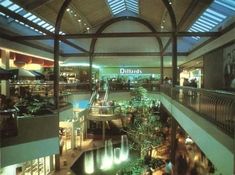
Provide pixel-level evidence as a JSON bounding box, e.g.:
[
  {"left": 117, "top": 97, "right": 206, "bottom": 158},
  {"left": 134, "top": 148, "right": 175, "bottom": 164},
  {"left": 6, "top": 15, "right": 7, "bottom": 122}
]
[
  {"left": 107, "top": 0, "right": 139, "bottom": 15},
  {"left": 188, "top": 0, "right": 235, "bottom": 41},
  {"left": 0, "top": 0, "right": 65, "bottom": 35},
  {"left": 214, "top": 0, "right": 235, "bottom": 11}
]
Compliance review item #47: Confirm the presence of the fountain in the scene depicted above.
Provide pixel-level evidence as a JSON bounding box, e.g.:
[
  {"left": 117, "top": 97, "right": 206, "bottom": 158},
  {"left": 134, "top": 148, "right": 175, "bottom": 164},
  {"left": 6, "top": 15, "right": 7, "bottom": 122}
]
[
  {"left": 114, "top": 148, "right": 121, "bottom": 164},
  {"left": 100, "top": 139, "right": 114, "bottom": 170},
  {"left": 120, "top": 135, "right": 129, "bottom": 161},
  {"left": 84, "top": 151, "right": 94, "bottom": 174},
  {"left": 79, "top": 135, "right": 130, "bottom": 174}
]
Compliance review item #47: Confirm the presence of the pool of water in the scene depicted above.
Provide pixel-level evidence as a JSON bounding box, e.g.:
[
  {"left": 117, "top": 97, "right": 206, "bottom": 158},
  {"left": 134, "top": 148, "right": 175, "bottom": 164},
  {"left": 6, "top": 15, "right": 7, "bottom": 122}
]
[{"left": 71, "top": 144, "right": 139, "bottom": 175}]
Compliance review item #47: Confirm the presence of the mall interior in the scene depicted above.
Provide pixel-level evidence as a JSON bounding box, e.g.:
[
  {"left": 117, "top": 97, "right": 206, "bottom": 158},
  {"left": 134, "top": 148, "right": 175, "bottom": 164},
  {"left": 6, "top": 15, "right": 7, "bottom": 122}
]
[{"left": 0, "top": 0, "right": 234, "bottom": 175}]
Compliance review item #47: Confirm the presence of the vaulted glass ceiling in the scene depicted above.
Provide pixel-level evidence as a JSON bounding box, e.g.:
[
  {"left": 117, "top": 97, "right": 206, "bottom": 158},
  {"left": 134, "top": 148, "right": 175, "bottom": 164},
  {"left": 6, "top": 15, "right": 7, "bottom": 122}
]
[
  {"left": 0, "top": 0, "right": 65, "bottom": 35},
  {"left": 107, "top": 0, "right": 139, "bottom": 15},
  {"left": 188, "top": 0, "right": 235, "bottom": 40}
]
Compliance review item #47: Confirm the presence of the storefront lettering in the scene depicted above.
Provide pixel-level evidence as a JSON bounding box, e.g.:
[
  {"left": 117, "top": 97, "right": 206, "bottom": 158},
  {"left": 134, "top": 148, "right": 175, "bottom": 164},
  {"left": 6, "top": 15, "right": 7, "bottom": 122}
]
[{"left": 120, "top": 68, "right": 142, "bottom": 74}]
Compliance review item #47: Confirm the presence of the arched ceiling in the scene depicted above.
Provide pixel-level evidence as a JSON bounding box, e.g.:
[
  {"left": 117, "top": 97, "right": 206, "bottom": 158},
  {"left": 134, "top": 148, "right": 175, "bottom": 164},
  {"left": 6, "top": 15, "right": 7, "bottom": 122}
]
[
  {"left": 12, "top": 0, "right": 211, "bottom": 34},
  {"left": 0, "top": 0, "right": 234, "bottom": 67}
]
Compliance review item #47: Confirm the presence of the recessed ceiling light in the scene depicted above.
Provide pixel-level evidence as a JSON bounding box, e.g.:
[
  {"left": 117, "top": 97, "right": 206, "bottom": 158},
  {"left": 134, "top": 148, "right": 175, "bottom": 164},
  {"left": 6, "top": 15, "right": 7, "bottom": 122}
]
[
  {"left": 84, "top": 23, "right": 87, "bottom": 26},
  {"left": 78, "top": 19, "right": 81, "bottom": 22},
  {"left": 163, "top": 20, "right": 165, "bottom": 23},
  {"left": 66, "top": 8, "right": 70, "bottom": 12},
  {"left": 169, "top": 1, "right": 172, "bottom": 5},
  {"left": 161, "top": 26, "right": 164, "bottom": 29},
  {"left": 86, "top": 27, "right": 90, "bottom": 30},
  {"left": 74, "top": 14, "right": 77, "bottom": 17}
]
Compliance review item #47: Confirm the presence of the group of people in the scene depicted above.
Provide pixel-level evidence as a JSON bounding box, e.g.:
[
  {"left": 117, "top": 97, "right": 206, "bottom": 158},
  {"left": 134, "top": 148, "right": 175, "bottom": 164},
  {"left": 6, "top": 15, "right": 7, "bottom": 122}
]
[{"left": 183, "top": 78, "right": 197, "bottom": 88}]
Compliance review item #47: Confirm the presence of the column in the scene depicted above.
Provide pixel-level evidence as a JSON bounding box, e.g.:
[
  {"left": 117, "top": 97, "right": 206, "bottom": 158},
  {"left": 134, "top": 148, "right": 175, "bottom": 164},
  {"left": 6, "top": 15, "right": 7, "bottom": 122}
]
[
  {"left": 37, "top": 158, "right": 40, "bottom": 175},
  {"left": 55, "top": 154, "right": 60, "bottom": 171},
  {"left": 71, "top": 124, "right": 75, "bottom": 149},
  {"left": 170, "top": 117, "right": 178, "bottom": 164},
  {"left": 43, "top": 157, "right": 46, "bottom": 175},
  {"left": 49, "top": 155, "right": 54, "bottom": 172},
  {"left": 160, "top": 54, "right": 164, "bottom": 84},
  {"left": 102, "top": 121, "right": 105, "bottom": 141},
  {"left": 30, "top": 161, "right": 33, "bottom": 175},
  {"left": 1, "top": 49, "right": 10, "bottom": 96},
  {"left": 172, "top": 33, "right": 177, "bottom": 86}
]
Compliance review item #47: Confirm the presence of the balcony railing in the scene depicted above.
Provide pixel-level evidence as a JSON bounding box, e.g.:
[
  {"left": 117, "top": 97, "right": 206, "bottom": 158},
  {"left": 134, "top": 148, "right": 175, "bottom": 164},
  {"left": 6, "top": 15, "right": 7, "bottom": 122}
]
[{"left": 160, "top": 85, "right": 235, "bottom": 137}]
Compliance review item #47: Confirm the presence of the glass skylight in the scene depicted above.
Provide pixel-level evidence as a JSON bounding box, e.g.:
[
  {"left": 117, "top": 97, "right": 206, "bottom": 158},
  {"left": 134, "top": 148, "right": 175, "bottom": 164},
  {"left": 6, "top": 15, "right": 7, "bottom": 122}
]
[
  {"left": 107, "top": 0, "right": 139, "bottom": 15},
  {"left": 188, "top": 0, "right": 235, "bottom": 40},
  {"left": 0, "top": 0, "right": 65, "bottom": 35}
]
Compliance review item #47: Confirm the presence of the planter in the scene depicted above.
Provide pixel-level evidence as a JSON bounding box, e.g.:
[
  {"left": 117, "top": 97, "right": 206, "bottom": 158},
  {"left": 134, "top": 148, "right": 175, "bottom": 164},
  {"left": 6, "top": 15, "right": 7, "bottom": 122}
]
[{"left": 0, "top": 109, "right": 18, "bottom": 138}]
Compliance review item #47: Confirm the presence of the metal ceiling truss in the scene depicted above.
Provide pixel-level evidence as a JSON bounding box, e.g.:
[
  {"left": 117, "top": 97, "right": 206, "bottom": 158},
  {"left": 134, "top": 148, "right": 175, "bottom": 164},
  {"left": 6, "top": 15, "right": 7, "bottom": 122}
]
[
  {"left": 10, "top": 31, "right": 221, "bottom": 41},
  {"left": 61, "top": 52, "right": 188, "bottom": 57},
  {"left": 0, "top": 4, "right": 89, "bottom": 53}
]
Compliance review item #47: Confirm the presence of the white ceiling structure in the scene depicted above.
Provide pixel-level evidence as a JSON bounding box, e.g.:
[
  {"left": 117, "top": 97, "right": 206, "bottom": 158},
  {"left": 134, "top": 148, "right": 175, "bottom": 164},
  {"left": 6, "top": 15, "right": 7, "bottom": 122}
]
[{"left": 0, "top": 0, "right": 234, "bottom": 68}]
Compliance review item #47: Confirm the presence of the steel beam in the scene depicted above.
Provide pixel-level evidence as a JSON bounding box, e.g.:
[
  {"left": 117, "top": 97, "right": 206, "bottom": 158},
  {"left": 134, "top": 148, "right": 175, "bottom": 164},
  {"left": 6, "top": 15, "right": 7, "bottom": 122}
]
[
  {"left": 162, "top": 0, "right": 178, "bottom": 87},
  {"left": 11, "top": 31, "right": 220, "bottom": 40},
  {"left": 53, "top": 0, "right": 71, "bottom": 171},
  {"left": 0, "top": 5, "right": 88, "bottom": 53},
  {"left": 61, "top": 52, "right": 188, "bottom": 57}
]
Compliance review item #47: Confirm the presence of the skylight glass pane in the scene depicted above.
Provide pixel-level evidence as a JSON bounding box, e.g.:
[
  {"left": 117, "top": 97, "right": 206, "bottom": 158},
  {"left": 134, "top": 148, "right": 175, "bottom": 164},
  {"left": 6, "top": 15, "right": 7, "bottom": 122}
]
[
  {"left": 32, "top": 18, "right": 41, "bottom": 23},
  {"left": 191, "top": 26, "right": 204, "bottom": 32},
  {"left": 127, "top": 5, "right": 138, "bottom": 11},
  {"left": 109, "top": 0, "right": 123, "bottom": 6},
  {"left": 203, "top": 12, "right": 223, "bottom": 22},
  {"left": 0, "top": 0, "right": 65, "bottom": 34},
  {"left": 27, "top": 15, "right": 37, "bottom": 21},
  {"left": 38, "top": 20, "right": 46, "bottom": 26},
  {"left": 111, "top": 3, "right": 125, "bottom": 11},
  {"left": 46, "top": 25, "right": 53, "bottom": 30},
  {"left": 198, "top": 19, "right": 215, "bottom": 27},
  {"left": 108, "top": 0, "right": 119, "bottom": 5},
  {"left": 193, "top": 24, "right": 209, "bottom": 31},
  {"left": 8, "top": 4, "right": 20, "bottom": 11},
  {"left": 200, "top": 16, "right": 218, "bottom": 25},
  {"left": 23, "top": 12, "right": 32, "bottom": 18},
  {"left": 215, "top": 0, "right": 235, "bottom": 11},
  {"left": 107, "top": 0, "right": 139, "bottom": 15},
  {"left": 112, "top": 7, "right": 126, "bottom": 15},
  {"left": 15, "top": 7, "right": 23, "bottom": 13},
  {"left": 0, "top": 0, "right": 12, "bottom": 7},
  {"left": 49, "top": 28, "right": 55, "bottom": 32},
  {"left": 206, "top": 8, "right": 227, "bottom": 19},
  {"left": 0, "top": 12, "right": 5, "bottom": 16},
  {"left": 42, "top": 23, "right": 49, "bottom": 28},
  {"left": 195, "top": 21, "right": 212, "bottom": 30},
  {"left": 127, "top": 3, "right": 138, "bottom": 8}
]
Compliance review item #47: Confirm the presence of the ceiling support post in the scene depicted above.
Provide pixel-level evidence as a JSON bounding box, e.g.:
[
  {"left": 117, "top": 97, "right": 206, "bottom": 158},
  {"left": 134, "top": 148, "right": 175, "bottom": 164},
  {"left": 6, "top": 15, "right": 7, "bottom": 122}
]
[{"left": 54, "top": 0, "right": 71, "bottom": 171}]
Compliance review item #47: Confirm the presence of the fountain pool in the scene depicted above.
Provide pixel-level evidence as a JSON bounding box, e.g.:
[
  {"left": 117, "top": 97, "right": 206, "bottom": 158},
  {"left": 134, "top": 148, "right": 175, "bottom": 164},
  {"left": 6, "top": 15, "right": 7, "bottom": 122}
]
[{"left": 71, "top": 135, "right": 138, "bottom": 175}]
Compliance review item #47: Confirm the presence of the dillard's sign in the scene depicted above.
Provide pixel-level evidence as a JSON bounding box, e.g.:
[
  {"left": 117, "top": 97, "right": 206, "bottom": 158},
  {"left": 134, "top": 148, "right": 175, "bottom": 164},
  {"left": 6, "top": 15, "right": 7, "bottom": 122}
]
[{"left": 120, "top": 68, "right": 143, "bottom": 74}]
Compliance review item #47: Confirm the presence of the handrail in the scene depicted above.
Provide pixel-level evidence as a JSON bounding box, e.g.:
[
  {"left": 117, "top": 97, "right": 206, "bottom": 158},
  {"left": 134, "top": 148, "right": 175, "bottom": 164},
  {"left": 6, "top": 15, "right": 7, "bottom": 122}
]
[
  {"left": 89, "top": 105, "right": 121, "bottom": 115},
  {"left": 103, "top": 82, "right": 109, "bottom": 102},
  {"left": 160, "top": 84, "right": 235, "bottom": 137},
  {"left": 89, "top": 90, "right": 97, "bottom": 106}
]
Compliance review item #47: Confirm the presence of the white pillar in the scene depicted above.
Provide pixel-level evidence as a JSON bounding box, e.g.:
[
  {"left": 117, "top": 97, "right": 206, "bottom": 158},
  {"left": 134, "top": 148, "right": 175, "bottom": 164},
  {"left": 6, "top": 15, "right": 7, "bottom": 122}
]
[
  {"left": 43, "top": 157, "right": 46, "bottom": 175},
  {"left": 71, "top": 124, "right": 75, "bottom": 149},
  {"left": 37, "top": 158, "right": 40, "bottom": 175},
  {"left": 49, "top": 155, "right": 54, "bottom": 172},
  {"left": 1, "top": 49, "right": 10, "bottom": 97},
  {"left": 30, "top": 161, "right": 33, "bottom": 175}
]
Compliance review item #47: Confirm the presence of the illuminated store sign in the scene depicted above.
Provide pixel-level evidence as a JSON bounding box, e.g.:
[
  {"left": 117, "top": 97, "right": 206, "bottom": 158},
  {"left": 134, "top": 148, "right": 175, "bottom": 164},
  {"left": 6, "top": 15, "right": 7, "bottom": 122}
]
[{"left": 120, "top": 68, "right": 142, "bottom": 74}]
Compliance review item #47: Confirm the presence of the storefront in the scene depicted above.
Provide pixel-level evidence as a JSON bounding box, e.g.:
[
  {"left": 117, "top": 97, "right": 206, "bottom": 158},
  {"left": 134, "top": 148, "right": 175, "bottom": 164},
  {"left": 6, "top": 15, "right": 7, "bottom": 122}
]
[
  {"left": 180, "top": 68, "right": 203, "bottom": 88},
  {"left": 99, "top": 67, "right": 161, "bottom": 81},
  {"left": 0, "top": 156, "right": 54, "bottom": 175}
]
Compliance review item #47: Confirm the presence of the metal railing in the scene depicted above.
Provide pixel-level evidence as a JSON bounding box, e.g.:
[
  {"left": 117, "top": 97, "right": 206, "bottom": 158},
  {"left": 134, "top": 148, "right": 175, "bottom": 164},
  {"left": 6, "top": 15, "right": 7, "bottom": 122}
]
[{"left": 160, "top": 85, "right": 235, "bottom": 137}]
